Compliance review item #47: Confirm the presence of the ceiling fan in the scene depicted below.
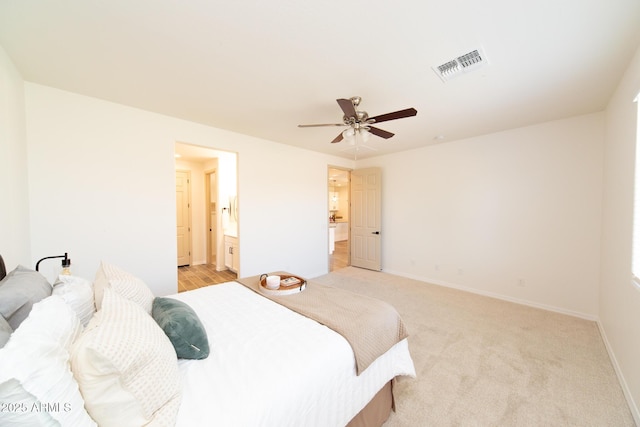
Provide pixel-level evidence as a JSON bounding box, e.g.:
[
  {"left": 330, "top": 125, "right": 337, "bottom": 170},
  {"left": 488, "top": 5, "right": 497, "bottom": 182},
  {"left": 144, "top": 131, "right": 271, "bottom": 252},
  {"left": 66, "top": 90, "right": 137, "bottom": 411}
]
[{"left": 298, "top": 96, "right": 418, "bottom": 144}]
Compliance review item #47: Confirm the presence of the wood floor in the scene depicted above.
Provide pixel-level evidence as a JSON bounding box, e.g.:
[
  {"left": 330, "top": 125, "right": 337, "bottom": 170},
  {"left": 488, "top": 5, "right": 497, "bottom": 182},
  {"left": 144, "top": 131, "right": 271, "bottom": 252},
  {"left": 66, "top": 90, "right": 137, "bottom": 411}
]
[
  {"left": 330, "top": 240, "right": 349, "bottom": 271},
  {"left": 177, "top": 264, "right": 237, "bottom": 292},
  {"left": 179, "top": 240, "right": 347, "bottom": 291}
]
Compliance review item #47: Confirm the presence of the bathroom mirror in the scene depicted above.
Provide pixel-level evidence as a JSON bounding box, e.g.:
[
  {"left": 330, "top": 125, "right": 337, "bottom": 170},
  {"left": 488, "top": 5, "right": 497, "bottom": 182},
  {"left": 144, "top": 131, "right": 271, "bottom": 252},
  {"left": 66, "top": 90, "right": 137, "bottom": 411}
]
[{"left": 230, "top": 195, "right": 238, "bottom": 222}]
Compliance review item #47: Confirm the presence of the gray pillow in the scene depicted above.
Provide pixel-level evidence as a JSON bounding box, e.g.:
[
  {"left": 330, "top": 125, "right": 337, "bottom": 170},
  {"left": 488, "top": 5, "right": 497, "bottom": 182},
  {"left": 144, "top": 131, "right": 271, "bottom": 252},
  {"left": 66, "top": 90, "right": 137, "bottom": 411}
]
[
  {"left": 0, "top": 315, "right": 12, "bottom": 348},
  {"left": 0, "top": 266, "right": 52, "bottom": 330},
  {"left": 151, "top": 297, "right": 210, "bottom": 360}
]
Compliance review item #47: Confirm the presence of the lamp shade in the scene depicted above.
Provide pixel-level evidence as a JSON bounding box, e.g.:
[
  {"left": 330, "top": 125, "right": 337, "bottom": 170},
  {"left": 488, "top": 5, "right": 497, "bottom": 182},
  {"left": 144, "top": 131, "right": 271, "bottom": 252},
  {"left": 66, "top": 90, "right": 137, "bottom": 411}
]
[{"left": 342, "top": 128, "right": 355, "bottom": 139}]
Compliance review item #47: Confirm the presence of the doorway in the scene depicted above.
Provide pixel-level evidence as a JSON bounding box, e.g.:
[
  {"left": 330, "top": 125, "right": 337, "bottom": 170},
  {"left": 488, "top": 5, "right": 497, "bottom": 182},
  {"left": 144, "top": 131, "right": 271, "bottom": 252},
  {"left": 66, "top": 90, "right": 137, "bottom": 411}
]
[
  {"left": 328, "top": 167, "right": 351, "bottom": 271},
  {"left": 175, "top": 143, "right": 238, "bottom": 287},
  {"left": 350, "top": 167, "right": 382, "bottom": 271}
]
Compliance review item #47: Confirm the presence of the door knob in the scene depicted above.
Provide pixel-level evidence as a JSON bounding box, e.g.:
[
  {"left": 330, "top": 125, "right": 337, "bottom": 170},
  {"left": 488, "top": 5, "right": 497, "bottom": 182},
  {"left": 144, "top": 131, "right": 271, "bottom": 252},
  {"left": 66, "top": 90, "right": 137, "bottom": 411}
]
[{"left": 372, "top": 231, "right": 380, "bottom": 235}]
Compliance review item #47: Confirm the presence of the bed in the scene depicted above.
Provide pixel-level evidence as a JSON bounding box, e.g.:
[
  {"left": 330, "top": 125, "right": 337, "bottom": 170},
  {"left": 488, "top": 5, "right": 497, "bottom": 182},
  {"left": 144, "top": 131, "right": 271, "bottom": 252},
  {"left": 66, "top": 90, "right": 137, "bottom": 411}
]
[{"left": 0, "top": 256, "right": 416, "bottom": 426}]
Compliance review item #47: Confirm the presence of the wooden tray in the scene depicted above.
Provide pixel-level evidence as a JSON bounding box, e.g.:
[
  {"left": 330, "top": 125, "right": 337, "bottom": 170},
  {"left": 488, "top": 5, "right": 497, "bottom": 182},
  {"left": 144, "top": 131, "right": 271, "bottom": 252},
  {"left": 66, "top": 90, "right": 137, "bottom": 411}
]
[{"left": 259, "top": 274, "right": 306, "bottom": 296}]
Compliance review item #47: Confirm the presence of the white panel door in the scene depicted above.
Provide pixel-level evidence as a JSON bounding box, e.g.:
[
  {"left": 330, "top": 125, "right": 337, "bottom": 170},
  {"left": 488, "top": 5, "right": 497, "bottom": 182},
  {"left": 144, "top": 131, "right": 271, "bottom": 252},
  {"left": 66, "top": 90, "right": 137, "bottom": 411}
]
[
  {"left": 176, "top": 170, "right": 191, "bottom": 267},
  {"left": 350, "top": 167, "right": 381, "bottom": 271}
]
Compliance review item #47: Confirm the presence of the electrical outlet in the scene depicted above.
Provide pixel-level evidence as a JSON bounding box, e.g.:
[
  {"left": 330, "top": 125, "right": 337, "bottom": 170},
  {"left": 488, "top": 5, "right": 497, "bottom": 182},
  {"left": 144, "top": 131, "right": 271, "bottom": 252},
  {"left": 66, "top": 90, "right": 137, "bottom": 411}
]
[
  {"left": 517, "top": 279, "right": 526, "bottom": 287},
  {"left": 458, "top": 268, "right": 463, "bottom": 275}
]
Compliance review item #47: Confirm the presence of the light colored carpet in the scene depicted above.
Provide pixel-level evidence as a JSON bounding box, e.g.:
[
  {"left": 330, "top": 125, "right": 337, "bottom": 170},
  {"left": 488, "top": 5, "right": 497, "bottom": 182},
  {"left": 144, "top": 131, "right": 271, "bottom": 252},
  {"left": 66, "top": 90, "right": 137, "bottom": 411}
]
[{"left": 313, "top": 267, "right": 635, "bottom": 427}]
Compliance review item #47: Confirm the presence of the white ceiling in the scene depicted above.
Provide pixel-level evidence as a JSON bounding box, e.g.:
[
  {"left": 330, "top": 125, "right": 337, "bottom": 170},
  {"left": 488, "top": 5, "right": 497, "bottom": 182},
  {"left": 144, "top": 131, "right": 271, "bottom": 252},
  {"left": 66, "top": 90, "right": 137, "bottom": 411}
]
[{"left": 1, "top": 0, "right": 639, "bottom": 159}]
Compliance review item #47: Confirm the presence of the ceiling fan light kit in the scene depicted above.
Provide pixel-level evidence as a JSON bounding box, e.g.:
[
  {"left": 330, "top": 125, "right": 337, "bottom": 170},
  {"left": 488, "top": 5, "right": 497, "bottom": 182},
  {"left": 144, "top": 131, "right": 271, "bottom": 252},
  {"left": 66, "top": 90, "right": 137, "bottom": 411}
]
[{"left": 298, "top": 96, "right": 418, "bottom": 149}]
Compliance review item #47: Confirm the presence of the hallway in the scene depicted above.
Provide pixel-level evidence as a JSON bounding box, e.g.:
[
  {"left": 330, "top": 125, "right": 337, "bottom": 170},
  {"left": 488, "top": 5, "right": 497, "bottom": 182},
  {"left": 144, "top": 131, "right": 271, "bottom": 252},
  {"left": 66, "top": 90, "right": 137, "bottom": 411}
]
[{"left": 330, "top": 240, "right": 349, "bottom": 272}]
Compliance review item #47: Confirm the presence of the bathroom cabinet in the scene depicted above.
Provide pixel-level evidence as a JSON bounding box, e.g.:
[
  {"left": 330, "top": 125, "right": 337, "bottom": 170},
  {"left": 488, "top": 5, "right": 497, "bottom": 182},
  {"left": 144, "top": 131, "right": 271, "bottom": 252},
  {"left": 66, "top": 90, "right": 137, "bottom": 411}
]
[{"left": 224, "top": 235, "right": 239, "bottom": 273}]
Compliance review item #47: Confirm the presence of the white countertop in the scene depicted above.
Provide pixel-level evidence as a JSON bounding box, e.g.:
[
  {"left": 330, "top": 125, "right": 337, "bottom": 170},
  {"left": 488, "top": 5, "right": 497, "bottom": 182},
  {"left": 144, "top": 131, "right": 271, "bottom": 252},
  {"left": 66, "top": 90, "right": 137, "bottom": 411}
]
[{"left": 224, "top": 223, "right": 238, "bottom": 238}]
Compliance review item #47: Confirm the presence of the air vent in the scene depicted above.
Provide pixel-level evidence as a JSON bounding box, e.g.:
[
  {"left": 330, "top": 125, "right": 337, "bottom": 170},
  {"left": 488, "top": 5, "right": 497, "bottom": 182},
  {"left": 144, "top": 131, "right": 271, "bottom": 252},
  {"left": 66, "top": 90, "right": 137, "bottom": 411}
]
[{"left": 432, "top": 48, "right": 488, "bottom": 82}]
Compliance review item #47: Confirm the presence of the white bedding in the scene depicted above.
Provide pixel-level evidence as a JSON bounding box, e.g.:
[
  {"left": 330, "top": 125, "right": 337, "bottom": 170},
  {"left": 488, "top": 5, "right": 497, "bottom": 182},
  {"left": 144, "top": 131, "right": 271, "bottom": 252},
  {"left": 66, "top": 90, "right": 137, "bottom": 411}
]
[{"left": 170, "top": 281, "right": 416, "bottom": 427}]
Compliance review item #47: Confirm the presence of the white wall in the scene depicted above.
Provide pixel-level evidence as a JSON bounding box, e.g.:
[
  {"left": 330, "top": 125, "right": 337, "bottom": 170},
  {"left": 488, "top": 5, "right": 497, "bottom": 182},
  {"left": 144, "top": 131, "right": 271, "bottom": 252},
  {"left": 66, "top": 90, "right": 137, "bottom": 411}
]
[
  {"left": 0, "top": 46, "right": 31, "bottom": 268},
  {"left": 24, "top": 83, "right": 353, "bottom": 292},
  {"left": 359, "top": 113, "right": 605, "bottom": 318},
  {"left": 600, "top": 44, "right": 640, "bottom": 422},
  {"left": 23, "top": 78, "right": 606, "bottom": 317}
]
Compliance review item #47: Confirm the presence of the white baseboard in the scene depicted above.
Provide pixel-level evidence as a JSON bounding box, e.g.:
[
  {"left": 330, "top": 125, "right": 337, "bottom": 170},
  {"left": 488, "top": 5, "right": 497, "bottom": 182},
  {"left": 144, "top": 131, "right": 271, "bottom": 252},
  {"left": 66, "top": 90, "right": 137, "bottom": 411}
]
[
  {"left": 382, "top": 269, "right": 597, "bottom": 321},
  {"left": 382, "top": 268, "right": 639, "bottom": 424},
  {"left": 596, "top": 320, "right": 640, "bottom": 425}
]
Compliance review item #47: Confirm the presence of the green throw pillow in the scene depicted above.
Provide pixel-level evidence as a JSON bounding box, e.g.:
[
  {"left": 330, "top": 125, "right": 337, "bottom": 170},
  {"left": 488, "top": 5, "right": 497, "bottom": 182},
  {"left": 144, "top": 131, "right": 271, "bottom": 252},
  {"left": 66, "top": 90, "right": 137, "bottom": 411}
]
[{"left": 152, "top": 297, "right": 210, "bottom": 360}]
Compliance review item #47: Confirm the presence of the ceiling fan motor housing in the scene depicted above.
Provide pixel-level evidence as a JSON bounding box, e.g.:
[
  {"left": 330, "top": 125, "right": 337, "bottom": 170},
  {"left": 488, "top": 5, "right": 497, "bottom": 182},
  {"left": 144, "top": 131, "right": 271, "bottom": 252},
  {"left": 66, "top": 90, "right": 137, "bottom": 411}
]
[
  {"left": 343, "top": 111, "right": 369, "bottom": 125},
  {"left": 298, "top": 96, "right": 417, "bottom": 144}
]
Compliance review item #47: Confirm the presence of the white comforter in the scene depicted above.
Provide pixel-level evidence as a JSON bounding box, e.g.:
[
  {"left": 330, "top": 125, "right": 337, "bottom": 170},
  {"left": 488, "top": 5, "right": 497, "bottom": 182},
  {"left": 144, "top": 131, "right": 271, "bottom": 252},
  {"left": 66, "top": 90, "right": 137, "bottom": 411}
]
[{"left": 170, "top": 281, "right": 415, "bottom": 427}]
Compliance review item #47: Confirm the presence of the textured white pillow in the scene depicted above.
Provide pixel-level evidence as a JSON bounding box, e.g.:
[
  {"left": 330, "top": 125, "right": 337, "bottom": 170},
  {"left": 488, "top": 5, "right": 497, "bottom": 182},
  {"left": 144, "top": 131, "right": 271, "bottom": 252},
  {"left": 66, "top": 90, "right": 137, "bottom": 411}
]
[
  {"left": 108, "top": 277, "right": 154, "bottom": 313},
  {"left": 0, "top": 296, "right": 97, "bottom": 426},
  {"left": 94, "top": 261, "right": 154, "bottom": 313},
  {"left": 71, "top": 288, "right": 181, "bottom": 427},
  {"left": 53, "top": 275, "right": 96, "bottom": 326}
]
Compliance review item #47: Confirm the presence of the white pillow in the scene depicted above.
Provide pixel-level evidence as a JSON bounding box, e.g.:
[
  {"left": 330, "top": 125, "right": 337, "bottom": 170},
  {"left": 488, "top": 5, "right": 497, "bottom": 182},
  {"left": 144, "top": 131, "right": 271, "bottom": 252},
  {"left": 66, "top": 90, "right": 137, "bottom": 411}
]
[
  {"left": 71, "top": 288, "right": 181, "bottom": 427},
  {"left": 53, "top": 275, "right": 96, "bottom": 326},
  {"left": 0, "top": 296, "right": 97, "bottom": 426},
  {"left": 94, "top": 261, "right": 154, "bottom": 313},
  {"left": 0, "top": 379, "right": 58, "bottom": 426}
]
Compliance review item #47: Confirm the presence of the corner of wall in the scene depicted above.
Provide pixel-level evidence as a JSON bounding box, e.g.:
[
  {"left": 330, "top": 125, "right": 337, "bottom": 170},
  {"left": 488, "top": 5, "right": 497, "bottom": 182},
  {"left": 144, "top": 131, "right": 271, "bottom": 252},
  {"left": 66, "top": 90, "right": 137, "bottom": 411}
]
[
  {"left": 596, "top": 320, "right": 640, "bottom": 424},
  {"left": 0, "top": 44, "right": 31, "bottom": 267}
]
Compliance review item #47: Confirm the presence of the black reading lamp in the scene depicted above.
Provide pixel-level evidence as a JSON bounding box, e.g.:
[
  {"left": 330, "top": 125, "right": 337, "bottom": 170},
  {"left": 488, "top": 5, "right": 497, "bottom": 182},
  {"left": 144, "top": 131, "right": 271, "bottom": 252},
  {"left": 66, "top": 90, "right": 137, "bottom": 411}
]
[{"left": 35, "top": 252, "right": 71, "bottom": 275}]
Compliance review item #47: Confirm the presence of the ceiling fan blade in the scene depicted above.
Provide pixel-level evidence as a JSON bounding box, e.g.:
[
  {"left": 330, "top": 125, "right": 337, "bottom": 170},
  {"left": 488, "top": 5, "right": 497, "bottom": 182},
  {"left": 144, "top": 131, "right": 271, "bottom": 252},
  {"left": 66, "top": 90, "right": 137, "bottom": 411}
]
[
  {"left": 368, "top": 108, "right": 417, "bottom": 124},
  {"left": 336, "top": 98, "right": 357, "bottom": 119},
  {"left": 368, "top": 126, "right": 395, "bottom": 139},
  {"left": 298, "top": 123, "right": 345, "bottom": 127},
  {"left": 331, "top": 132, "right": 344, "bottom": 144}
]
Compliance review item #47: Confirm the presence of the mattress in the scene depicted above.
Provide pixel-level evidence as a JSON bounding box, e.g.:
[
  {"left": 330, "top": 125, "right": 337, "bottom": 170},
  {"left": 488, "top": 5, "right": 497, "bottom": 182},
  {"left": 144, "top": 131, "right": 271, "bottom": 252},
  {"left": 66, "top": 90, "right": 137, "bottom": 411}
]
[{"left": 170, "top": 281, "right": 415, "bottom": 427}]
